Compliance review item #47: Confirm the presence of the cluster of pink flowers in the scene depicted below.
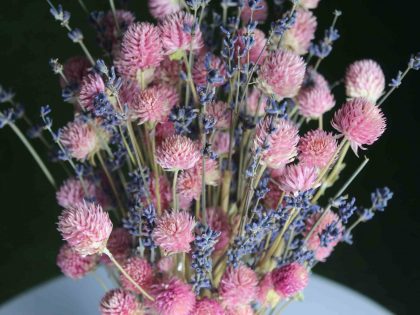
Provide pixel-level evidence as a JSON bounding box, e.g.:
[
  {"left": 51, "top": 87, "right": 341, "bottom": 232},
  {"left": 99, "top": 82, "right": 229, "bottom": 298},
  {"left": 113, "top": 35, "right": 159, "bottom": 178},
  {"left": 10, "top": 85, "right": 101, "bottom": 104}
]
[{"left": 1, "top": 0, "right": 411, "bottom": 314}]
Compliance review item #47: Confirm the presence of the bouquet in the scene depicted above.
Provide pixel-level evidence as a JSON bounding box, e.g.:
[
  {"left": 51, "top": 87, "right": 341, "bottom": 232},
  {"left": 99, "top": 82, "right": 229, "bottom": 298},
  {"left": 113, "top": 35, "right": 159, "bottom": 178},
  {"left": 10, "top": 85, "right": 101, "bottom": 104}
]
[{"left": 1, "top": 0, "right": 418, "bottom": 314}]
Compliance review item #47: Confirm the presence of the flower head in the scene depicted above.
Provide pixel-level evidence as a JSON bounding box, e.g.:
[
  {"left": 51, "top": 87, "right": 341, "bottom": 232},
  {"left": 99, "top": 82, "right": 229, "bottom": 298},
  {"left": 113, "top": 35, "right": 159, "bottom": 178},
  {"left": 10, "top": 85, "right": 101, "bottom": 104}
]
[
  {"left": 56, "top": 243, "right": 97, "bottom": 279},
  {"left": 282, "top": 9, "right": 317, "bottom": 55},
  {"left": 256, "top": 273, "right": 281, "bottom": 307},
  {"left": 191, "top": 298, "right": 225, "bottom": 315},
  {"left": 60, "top": 119, "right": 100, "bottom": 160},
  {"left": 271, "top": 263, "right": 309, "bottom": 298},
  {"left": 130, "top": 84, "right": 178, "bottom": 124},
  {"left": 156, "top": 135, "right": 201, "bottom": 170},
  {"left": 149, "top": 0, "right": 182, "bottom": 20},
  {"left": 332, "top": 98, "right": 386, "bottom": 153},
  {"left": 177, "top": 169, "right": 202, "bottom": 205},
  {"left": 236, "top": 28, "right": 268, "bottom": 65},
  {"left": 219, "top": 265, "right": 258, "bottom": 307},
  {"left": 116, "top": 22, "right": 164, "bottom": 80},
  {"left": 100, "top": 289, "right": 143, "bottom": 315},
  {"left": 245, "top": 88, "right": 267, "bottom": 117},
  {"left": 241, "top": 0, "right": 268, "bottom": 24},
  {"left": 152, "top": 211, "right": 195, "bottom": 254},
  {"left": 153, "top": 57, "right": 182, "bottom": 86},
  {"left": 79, "top": 73, "right": 105, "bottom": 111},
  {"left": 258, "top": 50, "right": 306, "bottom": 100},
  {"left": 56, "top": 177, "right": 96, "bottom": 209},
  {"left": 159, "top": 11, "right": 203, "bottom": 57},
  {"left": 298, "top": 129, "right": 338, "bottom": 168},
  {"left": 299, "top": 0, "right": 320, "bottom": 9},
  {"left": 206, "top": 101, "right": 231, "bottom": 130},
  {"left": 57, "top": 202, "right": 113, "bottom": 256},
  {"left": 278, "top": 163, "right": 318, "bottom": 195},
  {"left": 151, "top": 278, "right": 196, "bottom": 315},
  {"left": 206, "top": 207, "right": 231, "bottom": 252},
  {"left": 297, "top": 85, "right": 335, "bottom": 118},
  {"left": 304, "top": 209, "right": 343, "bottom": 261},
  {"left": 345, "top": 59, "right": 385, "bottom": 103},
  {"left": 157, "top": 255, "right": 176, "bottom": 272},
  {"left": 101, "top": 228, "right": 132, "bottom": 265},
  {"left": 60, "top": 56, "right": 91, "bottom": 88},
  {"left": 212, "top": 131, "right": 231, "bottom": 155},
  {"left": 155, "top": 121, "right": 176, "bottom": 144},
  {"left": 192, "top": 53, "right": 226, "bottom": 87},
  {"left": 120, "top": 257, "right": 153, "bottom": 293},
  {"left": 255, "top": 117, "right": 300, "bottom": 169}
]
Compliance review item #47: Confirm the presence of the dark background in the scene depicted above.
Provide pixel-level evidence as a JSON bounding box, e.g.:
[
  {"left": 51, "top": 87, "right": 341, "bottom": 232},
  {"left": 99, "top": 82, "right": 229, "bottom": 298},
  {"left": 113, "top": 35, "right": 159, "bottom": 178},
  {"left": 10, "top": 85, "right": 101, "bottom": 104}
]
[{"left": 0, "top": 0, "right": 419, "bottom": 314}]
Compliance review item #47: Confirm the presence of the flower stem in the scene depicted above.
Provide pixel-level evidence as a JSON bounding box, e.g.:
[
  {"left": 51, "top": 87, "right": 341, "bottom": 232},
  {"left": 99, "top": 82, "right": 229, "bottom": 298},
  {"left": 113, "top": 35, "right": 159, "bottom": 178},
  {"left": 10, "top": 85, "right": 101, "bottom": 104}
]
[
  {"left": 103, "top": 248, "right": 154, "bottom": 301},
  {"left": 172, "top": 169, "right": 180, "bottom": 211},
  {"left": 77, "top": 0, "right": 89, "bottom": 14}
]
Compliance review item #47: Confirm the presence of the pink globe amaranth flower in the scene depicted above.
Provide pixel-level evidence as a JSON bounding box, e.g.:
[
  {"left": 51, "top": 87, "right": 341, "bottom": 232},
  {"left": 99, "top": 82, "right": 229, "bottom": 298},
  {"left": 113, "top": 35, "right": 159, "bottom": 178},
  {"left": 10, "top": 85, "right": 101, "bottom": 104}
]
[
  {"left": 177, "top": 169, "right": 201, "bottom": 203},
  {"left": 178, "top": 193, "right": 194, "bottom": 210},
  {"left": 159, "top": 11, "right": 204, "bottom": 57},
  {"left": 192, "top": 298, "right": 225, "bottom": 315},
  {"left": 194, "top": 157, "right": 221, "bottom": 186},
  {"left": 116, "top": 22, "right": 164, "bottom": 82},
  {"left": 192, "top": 53, "right": 226, "bottom": 87},
  {"left": 282, "top": 9, "right": 317, "bottom": 55},
  {"left": 79, "top": 73, "right": 105, "bottom": 111},
  {"left": 100, "top": 289, "right": 143, "bottom": 315},
  {"left": 272, "top": 263, "right": 309, "bottom": 298},
  {"left": 225, "top": 305, "right": 255, "bottom": 315},
  {"left": 206, "top": 101, "right": 231, "bottom": 130},
  {"left": 97, "top": 10, "right": 136, "bottom": 57},
  {"left": 56, "top": 243, "right": 97, "bottom": 279},
  {"left": 297, "top": 85, "right": 335, "bottom": 118},
  {"left": 331, "top": 98, "right": 386, "bottom": 154},
  {"left": 345, "top": 59, "right": 385, "bottom": 103},
  {"left": 60, "top": 56, "right": 91, "bottom": 88},
  {"left": 256, "top": 273, "right": 281, "bottom": 307},
  {"left": 245, "top": 88, "right": 267, "bottom": 117},
  {"left": 300, "top": 0, "right": 321, "bottom": 9},
  {"left": 148, "top": 0, "right": 182, "bottom": 20},
  {"left": 212, "top": 131, "right": 231, "bottom": 156},
  {"left": 153, "top": 57, "right": 182, "bottom": 86},
  {"left": 151, "top": 278, "right": 196, "bottom": 315},
  {"left": 303, "top": 67, "right": 330, "bottom": 90},
  {"left": 60, "top": 119, "right": 100, "bottom": 161},
  {"left": 56, "top": 177, "right": 96, "bottom": 209},
  {"left": 101, "top": 228, "right": 132, "bottom": 265},
  {"left": 157, "top": 255, "right": 176, "bottom": 273},
  {"left": 120, "top": 257, "right": 153, "bottom": 293},
  {"left": 147, "top": 175, "right": 172, "bottom": 210},
  {"left": 278, "top": 163, "right": 318, "bottom": 195},
  {"left": 219, "top": 265, "right": 258, "bottom": 307},
  {"left": 156, "top": 135, "right": 201, "bottom": 170},
  {"left": 155, "top": 121, "right": 176, "bottom": 144},
  {"left": 152, "top": 211, "right": 196, "bottom": 254},
  {"left": 303, "top": 209, "right": 343, "bottom": 261},
  {"left": 258, "top": 50, "right": 306, "bottom": 100},
  {"left": 236, "top": 28, "right": 268, "bottom": 65},
  {"left": 298, "top": 129, "right": 338, "bottom": 168},
  {"left": 206, "top": 207, "right": 231, "bottom": 252},
  {"left": 130, "top": 84, "right": 178, "bottom": 124},
  {"left": 57, "top": 202, "right": 113, "bottom": 256},
  {"left": 263, "top": 177, "right": 284, "bottom": 209},
  {"left": 255, "top": 117, "right": 300, "bottom": 169},
  {"left": 241, "top": 0, "right": 268, "bottom": 24},
  {"left": 119, "top": 79, "right": 140, "bottom": 109}
]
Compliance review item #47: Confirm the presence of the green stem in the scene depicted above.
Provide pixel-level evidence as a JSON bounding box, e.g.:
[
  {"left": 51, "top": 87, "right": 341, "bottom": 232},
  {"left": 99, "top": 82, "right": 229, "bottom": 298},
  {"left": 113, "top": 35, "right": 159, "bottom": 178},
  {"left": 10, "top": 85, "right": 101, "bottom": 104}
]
[{"left": 172, "top": 169, "right": 180, "bottom": 211}]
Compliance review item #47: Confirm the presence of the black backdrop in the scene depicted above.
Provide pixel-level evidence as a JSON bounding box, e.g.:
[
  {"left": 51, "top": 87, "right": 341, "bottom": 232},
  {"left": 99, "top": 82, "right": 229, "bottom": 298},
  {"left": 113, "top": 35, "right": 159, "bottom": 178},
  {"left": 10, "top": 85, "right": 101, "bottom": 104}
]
[{"left": 0, "top": 0, "right": 419, "bottom": 314}]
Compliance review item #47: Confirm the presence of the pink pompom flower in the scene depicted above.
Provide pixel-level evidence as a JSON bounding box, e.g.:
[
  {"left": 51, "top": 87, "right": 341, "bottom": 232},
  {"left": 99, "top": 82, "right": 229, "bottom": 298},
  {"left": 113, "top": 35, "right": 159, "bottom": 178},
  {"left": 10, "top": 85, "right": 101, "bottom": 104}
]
[
  {"left": 236, "top": 28, "right": 268, "bottom": 65},
  {"left": 56, "top": 243, "right": 97, "bottom": 279},
  {"left": 271, "top": 263, "right": 309, "bottom": 298},
  {"left": 159, "top": 11, "right": 204, "bottom": 58},
  {"left": 57, "top": 202, "right": 113, "bottom": 256},
  {"left": 79, "top": 73, "right": 105, "bottom": 111},
  {"left": 206, "top": 101, "right": 231, "bottom": 130},
  {"left": 256, "top": 273, "right": 281, "bottom": 307},
  {"left": 282, "top": 9, "right": 317, "bottom": 55},
  {"left": 240, "top": 0, "right": 268, "bottom": 24},
  {"left": 119, "top": 79, "right": 141, "bottom": 109},
  {"left": 192, "top": 53, "right": 226, "bottom": 87},
  {"left": 258, "top": 50, "right": 306, "bottom": 100},
  {"left": 101, "top": 228, "right": 132, "bottom": 265},
  {"left": 153, "top": 57, "right": 183, "bottom": 86},
  {"left": 100, "top": 289, "right": 143, "bottom": 315},
  {"left": 303, "top": 209, "right": 343, "bottom": 261},
  {"left": 116, "top": 22, "right": 164, "bottom": 82},
  {"left": 206, "top": 207, "right": 231, "bottom": 252},
  {"left": 212, "top": 131, "right": 231, "bottom": 156},
  {"left": 120, "top": 257, "right": 153, "bottom": 293},
  {"left": 130, "top": 84, "right": 178, "bottom": 124},
  {"left": 299, "top": 0, "right": 321, "bottom": 9},
  {"left": 155, "top": 121, "right": 176, "bottom": 144},
  {"left": 177, "top": 169, "right": 202, "bottom": 206},
  {"left": 245, "top": 88, "right": 267, "bottom": 117},
  {"left": 191, "top": 298, "right": 225, "bottom": 315},
  {"left": 278, "top": 163, "right": 319, "bottom": 195},
  {"left": 219, "top": 265, "right": 258, "bottom": 307},
  {"left": 254, "top": 117, "right": 300, "bottom": 169},
  {"left": 157, "top": 255, "right": 176, "bottom": 273},
  {"left": 345, "top": 59, "right": 385, "bottom": 103},
  {"left": 60, "top": 56, "right": 91, "bottom": 88},
  {"left": 152, "top": 211, "right": 196, "bottom": 254},
  {"left": 56, "top": 177, "right": 96, "bottom": 209},
  {"left": 225, "top": 305, "right": 255, "bottom": 315},
  {"left": 60, "top": 119, "right": 101, "bottom": 161},
  {"left": 151, "top": 278, "right": 196, "bottom": 315},
  {"left": 156, "top": 135, "right": 201, "bottom": 170},
  {"left": 148, "top": 0, "right": 183, "bottom": 20},
  {"left": 297, "top": 85, "right": 335, "bottom": 118},
  {"left": 331, "top": 98, "right": 386, "bottom": 154},
  {"left": 298, "top": 129, "right": 338, "bottom": 168}
]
